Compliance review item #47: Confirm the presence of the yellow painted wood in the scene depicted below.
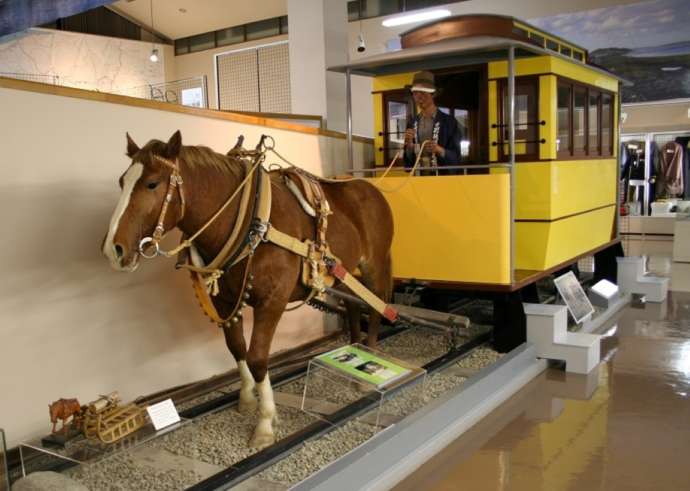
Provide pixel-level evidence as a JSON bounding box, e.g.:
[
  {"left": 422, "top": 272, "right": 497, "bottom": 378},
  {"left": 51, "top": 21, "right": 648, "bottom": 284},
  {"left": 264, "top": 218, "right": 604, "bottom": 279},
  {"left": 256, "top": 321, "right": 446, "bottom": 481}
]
[
  {"left": 516, "top": 205, "right": 615, "bottom": 270},
  {"left": 372, "top": 73, "right": 414, "bottom": 92},
  {"left": 368, "top": 174, "right": 511, "bottom": 284},
  {"left": 540, "top": 75, "right": 557, "bottom": 160},
  {"left": 515, "top": 160, "right": 617, "bottom": 220},
  {"left": 489, "top": 57, "right": 618, "bottom": 93},
  {"left": 488, "top": 80, "right": 499, "bottom": 162},
  {"left": 550, "top": 57, "right": 618, "bottom": 92},
  {"left": 373, "top": 92, "right": 384, "bottom": 166},
  {"left": 488, "top": 57, "right": 551, "bottom": 79}
]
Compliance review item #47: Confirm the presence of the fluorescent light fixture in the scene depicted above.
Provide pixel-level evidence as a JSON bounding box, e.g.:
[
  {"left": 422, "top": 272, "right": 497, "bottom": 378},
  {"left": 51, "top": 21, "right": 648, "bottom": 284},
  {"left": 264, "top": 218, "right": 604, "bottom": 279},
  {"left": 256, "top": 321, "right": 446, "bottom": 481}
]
[
  {"left": 149, "top": 48, "right": 159, "bottom": 63},
  {"left": 661, "top": 66, "right": 682, "bottom": 72},
  {"left": 382, "top": 9, "right": 451, "bottom": 27}
]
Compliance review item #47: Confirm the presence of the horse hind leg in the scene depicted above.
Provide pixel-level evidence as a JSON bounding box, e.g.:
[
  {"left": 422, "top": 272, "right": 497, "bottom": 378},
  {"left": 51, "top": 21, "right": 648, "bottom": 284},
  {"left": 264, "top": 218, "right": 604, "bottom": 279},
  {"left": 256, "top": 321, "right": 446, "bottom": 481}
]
[
  {"left": 345, "top": 301, "right": 363, "bottom": 344},
  {"left": 222, "top": 320, "right": 257, "bottom": 414},
  {"left": 361, "top": 252, "right": 393, "bottom": 348}
]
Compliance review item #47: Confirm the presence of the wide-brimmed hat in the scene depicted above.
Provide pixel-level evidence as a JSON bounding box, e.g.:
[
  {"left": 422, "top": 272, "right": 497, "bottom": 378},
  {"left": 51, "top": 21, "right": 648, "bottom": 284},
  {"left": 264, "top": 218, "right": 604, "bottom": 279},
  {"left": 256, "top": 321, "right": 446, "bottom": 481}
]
[{"left": 410, "top": 71, "right": 436, "bottom": 93}]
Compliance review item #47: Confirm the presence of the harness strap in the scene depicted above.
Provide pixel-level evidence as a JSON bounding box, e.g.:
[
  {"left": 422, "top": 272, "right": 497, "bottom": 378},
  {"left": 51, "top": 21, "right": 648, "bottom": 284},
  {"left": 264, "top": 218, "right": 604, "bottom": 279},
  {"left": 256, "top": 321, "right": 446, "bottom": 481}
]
[
  {"left": 328, "top": 262, "right": 399, "bottom": 322},
  {"left": 205, "top": 160, "right": 254, "bottom": 271}
]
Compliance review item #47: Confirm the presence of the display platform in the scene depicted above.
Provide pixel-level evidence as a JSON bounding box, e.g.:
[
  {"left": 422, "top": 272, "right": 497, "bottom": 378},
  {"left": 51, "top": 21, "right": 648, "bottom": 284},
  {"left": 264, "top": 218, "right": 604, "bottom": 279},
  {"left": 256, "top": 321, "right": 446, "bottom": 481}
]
[{"left": 19, "top": 419, "right": 187, "bottom": 478}]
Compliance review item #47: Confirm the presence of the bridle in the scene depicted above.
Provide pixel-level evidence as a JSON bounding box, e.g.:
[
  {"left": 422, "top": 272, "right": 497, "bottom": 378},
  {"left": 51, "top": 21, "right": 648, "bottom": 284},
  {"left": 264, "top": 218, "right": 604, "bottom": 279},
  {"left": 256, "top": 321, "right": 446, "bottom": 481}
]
[{"left": 138, "top": 155, "right": 186, "bottom": 258}]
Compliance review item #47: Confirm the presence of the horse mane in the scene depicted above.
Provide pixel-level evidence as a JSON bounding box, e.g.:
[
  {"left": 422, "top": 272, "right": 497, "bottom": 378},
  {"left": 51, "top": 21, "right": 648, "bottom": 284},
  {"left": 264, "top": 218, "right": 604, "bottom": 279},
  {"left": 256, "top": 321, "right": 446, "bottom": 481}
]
[{"left": 136, "top": 140, "right": 243, "bottom": 179}]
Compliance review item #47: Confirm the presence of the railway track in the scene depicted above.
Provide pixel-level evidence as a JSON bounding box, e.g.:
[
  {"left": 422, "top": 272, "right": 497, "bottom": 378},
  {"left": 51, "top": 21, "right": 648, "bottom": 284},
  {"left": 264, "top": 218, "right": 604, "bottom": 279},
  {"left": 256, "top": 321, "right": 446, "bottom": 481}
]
[{"left": 18, "top": 310, "right": 497, "bottom": 490}]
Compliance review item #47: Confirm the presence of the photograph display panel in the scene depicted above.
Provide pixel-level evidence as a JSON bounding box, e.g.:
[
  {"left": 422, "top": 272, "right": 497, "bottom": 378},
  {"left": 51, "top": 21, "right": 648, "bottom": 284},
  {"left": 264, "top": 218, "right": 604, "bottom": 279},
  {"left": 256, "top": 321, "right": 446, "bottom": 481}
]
[{"left": 554, "top": 272, "right": 595, "bottom": 324}]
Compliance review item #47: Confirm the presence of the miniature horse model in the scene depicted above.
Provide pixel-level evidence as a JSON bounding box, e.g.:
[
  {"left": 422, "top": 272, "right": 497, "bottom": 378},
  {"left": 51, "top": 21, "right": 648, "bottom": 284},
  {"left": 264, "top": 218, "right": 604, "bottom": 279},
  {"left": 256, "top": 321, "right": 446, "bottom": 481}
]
[
  {"left": 49, "top": 398, "right": 81, "bottom": 434},
  {"left": 102, "top": 131, "right": 394, "bottom": 448}
]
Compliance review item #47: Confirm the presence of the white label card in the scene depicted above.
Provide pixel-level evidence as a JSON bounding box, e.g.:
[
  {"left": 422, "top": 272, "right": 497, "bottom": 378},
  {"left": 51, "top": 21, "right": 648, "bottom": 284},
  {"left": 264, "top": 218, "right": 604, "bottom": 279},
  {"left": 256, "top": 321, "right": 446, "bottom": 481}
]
[{"left": 146, "top": 398, "right": 181, "bottom": 431}]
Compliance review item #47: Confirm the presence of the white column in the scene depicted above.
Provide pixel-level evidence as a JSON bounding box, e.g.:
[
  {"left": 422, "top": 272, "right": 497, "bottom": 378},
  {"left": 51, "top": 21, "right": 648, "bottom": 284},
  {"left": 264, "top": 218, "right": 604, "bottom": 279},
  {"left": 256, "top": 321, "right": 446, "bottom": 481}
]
[{"left": 288, "top": 0, "right": 347, "bottom": 132}]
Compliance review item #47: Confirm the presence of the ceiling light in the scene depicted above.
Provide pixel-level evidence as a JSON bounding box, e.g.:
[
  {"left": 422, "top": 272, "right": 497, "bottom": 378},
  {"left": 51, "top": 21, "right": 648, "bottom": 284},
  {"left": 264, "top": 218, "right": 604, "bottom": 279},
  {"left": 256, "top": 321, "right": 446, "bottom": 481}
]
[
  {"left": 382, "top": 9, "right": 451, "bottom": 27},
  {"left": 661, "top": 66, "right": 682, "bottom": 72},
  {"left": 149, "top": 48, "right": 159, "bottom": 62}
]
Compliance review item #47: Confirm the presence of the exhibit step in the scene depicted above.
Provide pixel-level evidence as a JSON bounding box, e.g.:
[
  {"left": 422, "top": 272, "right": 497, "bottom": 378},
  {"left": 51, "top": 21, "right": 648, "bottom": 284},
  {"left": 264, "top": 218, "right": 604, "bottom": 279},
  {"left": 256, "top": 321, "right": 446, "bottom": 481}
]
[
  {"left": 616, "top": 256, "right": 669, "bottom": 302},
  {"left": 524, "top": 303, "right": 601, "bottom": 374}
]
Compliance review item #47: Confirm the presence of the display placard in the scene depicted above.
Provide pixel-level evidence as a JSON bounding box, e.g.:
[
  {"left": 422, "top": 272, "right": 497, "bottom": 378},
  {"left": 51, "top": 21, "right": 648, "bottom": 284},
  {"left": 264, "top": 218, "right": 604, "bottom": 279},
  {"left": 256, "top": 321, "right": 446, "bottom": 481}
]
[
  {"left": 554, "top": 271, "right": 595, "bottom": 324},
  {"left": 316, "top": 346, "right": 411, "bottom": 388},
  {"left": 146, "top": 399, "right": 180, "bottom": 431}
]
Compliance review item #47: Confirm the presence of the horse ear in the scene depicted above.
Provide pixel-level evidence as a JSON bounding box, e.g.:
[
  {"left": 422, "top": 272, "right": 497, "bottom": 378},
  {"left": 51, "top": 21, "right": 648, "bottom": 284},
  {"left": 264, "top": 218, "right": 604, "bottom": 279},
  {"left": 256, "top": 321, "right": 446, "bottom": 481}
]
[
  {"left": 126, "top": 132, "right": 140, "bottom": 158},
  {"left": 165, "top": 130, "right": 182, "bottom": 159}
]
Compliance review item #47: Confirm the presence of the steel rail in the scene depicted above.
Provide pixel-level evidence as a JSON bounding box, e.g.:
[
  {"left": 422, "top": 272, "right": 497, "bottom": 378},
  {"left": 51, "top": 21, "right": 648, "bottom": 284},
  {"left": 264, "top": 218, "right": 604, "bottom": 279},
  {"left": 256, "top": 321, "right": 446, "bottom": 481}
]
[{"left": 187, "top": 331, "right": 491, "bottom": 491}]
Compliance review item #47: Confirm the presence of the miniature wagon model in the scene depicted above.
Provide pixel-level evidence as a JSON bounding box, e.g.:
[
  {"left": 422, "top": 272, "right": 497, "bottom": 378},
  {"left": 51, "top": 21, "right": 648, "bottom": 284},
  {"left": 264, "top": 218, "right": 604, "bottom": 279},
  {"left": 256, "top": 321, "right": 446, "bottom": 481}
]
[{"left": 82, "top": 392, "right": 147, "bottom": 444}]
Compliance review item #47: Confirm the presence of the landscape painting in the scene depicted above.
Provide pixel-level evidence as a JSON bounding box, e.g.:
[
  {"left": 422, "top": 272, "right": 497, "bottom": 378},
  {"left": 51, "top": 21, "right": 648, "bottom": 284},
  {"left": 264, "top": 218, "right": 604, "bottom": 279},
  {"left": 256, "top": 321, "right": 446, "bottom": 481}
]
[{"left": 530, "top": 0, "right": 690, "bottom": 102}]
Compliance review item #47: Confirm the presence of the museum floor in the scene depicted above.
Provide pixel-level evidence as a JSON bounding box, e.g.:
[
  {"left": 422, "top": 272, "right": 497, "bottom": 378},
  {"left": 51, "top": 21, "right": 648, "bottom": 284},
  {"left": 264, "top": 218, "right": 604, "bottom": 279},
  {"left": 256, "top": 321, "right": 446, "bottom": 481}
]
[{"left": 394, "top": 254, "right": 690, "bottom": 491}]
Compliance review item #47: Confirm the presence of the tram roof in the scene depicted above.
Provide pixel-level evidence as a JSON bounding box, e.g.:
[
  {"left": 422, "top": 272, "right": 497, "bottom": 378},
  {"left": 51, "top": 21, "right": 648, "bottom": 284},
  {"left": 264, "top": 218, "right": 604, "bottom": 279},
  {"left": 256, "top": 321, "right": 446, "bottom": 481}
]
[{"left": 328, "top": 36, "right": 625, "bottom": 83}]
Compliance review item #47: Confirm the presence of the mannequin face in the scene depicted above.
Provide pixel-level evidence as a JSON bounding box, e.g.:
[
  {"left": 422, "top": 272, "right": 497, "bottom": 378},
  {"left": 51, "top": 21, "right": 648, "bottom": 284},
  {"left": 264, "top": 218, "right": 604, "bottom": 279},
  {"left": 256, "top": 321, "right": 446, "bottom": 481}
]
[{"left": 412, "top": 90, "right": 435, "bottom": 113}]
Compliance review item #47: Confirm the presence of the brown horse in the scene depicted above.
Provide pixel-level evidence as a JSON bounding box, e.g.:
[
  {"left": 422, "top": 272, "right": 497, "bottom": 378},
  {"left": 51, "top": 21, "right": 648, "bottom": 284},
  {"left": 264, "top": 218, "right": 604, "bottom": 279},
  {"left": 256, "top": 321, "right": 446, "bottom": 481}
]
[
  {"left": 102, "top": 131, "right": 394, "bottom": 448},
  {"left": 49, "top": 398, "right": 81, "bottom": 434}
]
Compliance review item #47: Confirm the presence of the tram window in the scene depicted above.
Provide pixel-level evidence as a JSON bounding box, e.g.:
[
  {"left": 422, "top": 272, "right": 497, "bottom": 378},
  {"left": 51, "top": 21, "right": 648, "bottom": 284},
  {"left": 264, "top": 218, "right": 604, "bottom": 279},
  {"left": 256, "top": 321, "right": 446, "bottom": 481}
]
[
  {"left": 589, "top": 92, "right": 600, "bottom": 155},
  {"left": 546, "top": 39, "right": 559, "bottom": 52},
  {"left": 529, "top": 32, "right": 545, "bottom": 48},
  {"left": 557, "top": 84, "right": 571, "bottom": 156},
  {"left": 382, "top": 91, "right": 409, "bottom": 166},
  {"left": 499, "top": 78, "right": 538, "bottom": 161},
  {"left": 455, "top": 109, "right": 470, "bottom": 159},
  {"left": 561, "top": 46, "right": 572, "bottom": 57},
  {"left": 602, "top": 94, "right": 613, "bottom": 156},
  {"left": 573, "top": 87, "right": 587, "bottom": 154},
  {"left": 573, "top": 51, "right": 584, "bottom": 62}
]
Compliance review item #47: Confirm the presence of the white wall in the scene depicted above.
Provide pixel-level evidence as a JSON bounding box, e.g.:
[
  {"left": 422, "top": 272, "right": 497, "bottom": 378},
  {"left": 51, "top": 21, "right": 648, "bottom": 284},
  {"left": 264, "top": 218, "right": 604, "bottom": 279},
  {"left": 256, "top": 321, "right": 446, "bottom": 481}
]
[
  {"left": 0, "top": 28, "right": 166, "bottom": 95},
  {"left": 0, "top": 83, "right": 371, "bottom": 447}
]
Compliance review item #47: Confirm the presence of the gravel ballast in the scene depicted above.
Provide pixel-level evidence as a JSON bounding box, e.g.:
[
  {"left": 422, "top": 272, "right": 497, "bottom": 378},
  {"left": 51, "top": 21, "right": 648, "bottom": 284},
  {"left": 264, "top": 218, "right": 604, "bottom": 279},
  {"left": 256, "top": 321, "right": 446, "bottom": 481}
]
[{"left": 52, "top": 328, "right": 502, "bottom": 490}]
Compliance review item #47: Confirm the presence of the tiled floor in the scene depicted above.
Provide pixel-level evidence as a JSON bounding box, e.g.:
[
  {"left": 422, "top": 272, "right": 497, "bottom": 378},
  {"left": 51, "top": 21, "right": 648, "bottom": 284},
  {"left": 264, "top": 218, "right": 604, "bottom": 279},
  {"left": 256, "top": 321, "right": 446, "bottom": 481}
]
[{"left": 393, "top": 254, "right": 690, "bottom": 491}]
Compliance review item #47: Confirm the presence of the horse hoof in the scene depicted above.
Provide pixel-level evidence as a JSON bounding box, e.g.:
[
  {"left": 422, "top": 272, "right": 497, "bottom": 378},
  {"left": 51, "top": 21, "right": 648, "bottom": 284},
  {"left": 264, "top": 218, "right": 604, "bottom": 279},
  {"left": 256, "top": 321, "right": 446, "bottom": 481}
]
[
  {"left": 249, "top": 432, "right": 275, "bottom": 449},
  {"left": 237, "top": 397, "right": 258, "bottom": 414}
]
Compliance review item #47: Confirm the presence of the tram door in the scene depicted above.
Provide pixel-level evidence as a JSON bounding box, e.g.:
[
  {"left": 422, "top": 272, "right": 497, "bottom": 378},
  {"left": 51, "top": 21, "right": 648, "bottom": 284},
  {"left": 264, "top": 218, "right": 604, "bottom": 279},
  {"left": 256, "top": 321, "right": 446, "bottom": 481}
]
[
  {"left": 382, "top": 89, "right": 412, "bottom": 166},
  {"left": 435, "top": 69, "right": 485, "bottom": 167}
]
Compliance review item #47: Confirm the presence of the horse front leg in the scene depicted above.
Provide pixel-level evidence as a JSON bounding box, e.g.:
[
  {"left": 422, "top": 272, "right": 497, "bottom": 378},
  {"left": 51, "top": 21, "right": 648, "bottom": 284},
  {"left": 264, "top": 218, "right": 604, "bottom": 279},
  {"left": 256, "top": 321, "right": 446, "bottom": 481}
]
[
  {"left": 246, "top": 303, "right": 284, "bottom": 449},
  {"left": 222, "top": 320, "right": 257, "bottom": 414}
]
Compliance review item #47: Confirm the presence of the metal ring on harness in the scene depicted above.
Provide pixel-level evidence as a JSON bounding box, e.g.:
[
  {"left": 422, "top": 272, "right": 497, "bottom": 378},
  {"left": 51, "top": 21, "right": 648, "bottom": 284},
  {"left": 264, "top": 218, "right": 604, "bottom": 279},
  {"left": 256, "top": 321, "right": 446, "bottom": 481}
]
[{"left": 138, "top": 237, "right": 160, "bottom": 258}]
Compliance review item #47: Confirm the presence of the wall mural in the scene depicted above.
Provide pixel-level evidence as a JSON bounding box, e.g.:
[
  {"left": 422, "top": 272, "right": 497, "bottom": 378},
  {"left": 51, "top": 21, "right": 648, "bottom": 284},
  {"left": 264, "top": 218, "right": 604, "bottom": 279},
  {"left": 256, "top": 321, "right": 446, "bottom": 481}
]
[{"left": 531, "top": 0, "right": 690, "bottom": 102}]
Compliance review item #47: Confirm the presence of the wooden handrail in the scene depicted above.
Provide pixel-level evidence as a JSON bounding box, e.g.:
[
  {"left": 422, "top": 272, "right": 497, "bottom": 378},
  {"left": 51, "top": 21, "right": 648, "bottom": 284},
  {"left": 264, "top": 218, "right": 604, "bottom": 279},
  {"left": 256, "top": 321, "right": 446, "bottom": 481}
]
[{"left": 0, "top": 77, "right": 374, "bottom": 144}]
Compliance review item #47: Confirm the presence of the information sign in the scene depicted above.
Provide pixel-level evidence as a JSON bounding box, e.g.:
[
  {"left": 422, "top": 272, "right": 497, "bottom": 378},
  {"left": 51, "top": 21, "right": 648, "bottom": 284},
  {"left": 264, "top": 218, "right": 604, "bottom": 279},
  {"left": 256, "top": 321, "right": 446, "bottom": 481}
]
[
  {"left": 146, "top": 399, "right": 180, "bottom": 431},
  {"left": 316, "top": 345, "right": 411, "bottom": 388},
  {"left": 554, "top": 271, "right": 595, "bottom": 324}
]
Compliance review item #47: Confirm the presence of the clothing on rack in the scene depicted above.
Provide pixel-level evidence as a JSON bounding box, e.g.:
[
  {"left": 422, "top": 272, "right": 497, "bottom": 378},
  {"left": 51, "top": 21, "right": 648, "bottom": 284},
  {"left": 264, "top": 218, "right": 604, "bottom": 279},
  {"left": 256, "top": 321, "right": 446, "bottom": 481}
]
[
  {"left": 657, "top": 141, "right": 685, "bottom": 197},
  {"left": 674, "top": 136, "right": 690, "bottom": 199}
]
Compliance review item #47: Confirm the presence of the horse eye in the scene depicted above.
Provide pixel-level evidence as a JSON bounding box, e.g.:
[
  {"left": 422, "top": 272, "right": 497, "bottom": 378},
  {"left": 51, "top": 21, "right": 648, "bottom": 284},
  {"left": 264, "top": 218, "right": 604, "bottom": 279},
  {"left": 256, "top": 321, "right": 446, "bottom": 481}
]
[{"left": 147, "top": 182, "right": 159, "bottom": 190}]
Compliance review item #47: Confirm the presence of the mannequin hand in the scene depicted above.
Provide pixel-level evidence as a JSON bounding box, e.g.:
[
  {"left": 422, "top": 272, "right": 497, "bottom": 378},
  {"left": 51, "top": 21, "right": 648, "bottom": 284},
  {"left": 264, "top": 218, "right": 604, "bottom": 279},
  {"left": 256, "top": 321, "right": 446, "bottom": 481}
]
[{"left": 404, "top": 128, "right": 415, "bottom": 148}]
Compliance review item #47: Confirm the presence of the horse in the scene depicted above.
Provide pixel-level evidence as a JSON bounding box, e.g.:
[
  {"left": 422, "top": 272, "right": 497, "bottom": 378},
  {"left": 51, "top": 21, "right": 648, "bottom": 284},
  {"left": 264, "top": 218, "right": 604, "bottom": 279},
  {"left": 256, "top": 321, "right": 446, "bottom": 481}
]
[
  {"left": 49, "top": 398, "right": 81, "bottom": 434},
  {"left": 102, "top": 130, "right": 394, "bottom": 448}
]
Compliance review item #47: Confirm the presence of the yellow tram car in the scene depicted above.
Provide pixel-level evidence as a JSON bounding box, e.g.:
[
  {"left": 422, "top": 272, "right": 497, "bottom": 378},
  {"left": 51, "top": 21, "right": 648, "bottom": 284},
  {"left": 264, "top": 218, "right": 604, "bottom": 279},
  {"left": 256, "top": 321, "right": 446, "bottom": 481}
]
[{"left": 332, "top": 15, "right": 623, "bottom": 349}]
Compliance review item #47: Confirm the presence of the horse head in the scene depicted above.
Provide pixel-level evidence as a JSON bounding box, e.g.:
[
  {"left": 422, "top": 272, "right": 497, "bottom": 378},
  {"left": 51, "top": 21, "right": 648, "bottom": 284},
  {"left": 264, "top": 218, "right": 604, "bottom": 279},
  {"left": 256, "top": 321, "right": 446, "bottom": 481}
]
[{"left": 102, "top": 130, "right": 185, "bottom": 271}]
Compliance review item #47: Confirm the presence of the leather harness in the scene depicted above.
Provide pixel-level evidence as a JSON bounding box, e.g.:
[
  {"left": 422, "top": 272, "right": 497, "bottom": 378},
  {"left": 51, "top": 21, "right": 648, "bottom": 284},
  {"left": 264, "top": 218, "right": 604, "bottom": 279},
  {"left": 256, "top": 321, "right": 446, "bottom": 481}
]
[{"left": 142, "top": 148, "right": 399, "bottom": 327}]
